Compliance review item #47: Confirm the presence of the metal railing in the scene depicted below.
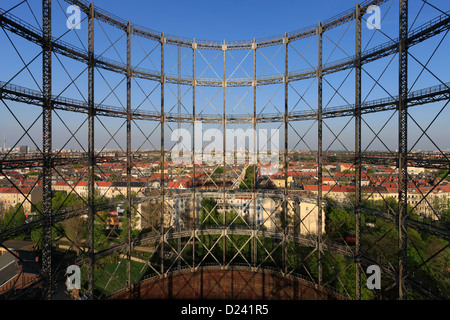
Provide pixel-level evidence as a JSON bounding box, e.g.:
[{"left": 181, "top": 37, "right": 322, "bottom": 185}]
[
  {"left": 2, "top": 80, "right": 449, "bottom": 123},
  {"left": 1, "top": 7, "right": 449, "bottom": 87}
]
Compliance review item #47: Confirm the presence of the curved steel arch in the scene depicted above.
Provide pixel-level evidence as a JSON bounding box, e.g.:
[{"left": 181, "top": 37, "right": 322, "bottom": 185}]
[{"left": 2, "top": 6, "right": 450, "bottom": 88}]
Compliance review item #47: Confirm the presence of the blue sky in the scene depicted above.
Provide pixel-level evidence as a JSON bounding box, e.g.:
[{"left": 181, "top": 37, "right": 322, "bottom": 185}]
[
  {"left": 83, "top": 0, "right": 444, "bottom": 41},
  {"left": 91, "top": 0, "right": 365, "bottom": 41},
  {"left": 0, "top": 0, "right": 449, "bottom": 152}
]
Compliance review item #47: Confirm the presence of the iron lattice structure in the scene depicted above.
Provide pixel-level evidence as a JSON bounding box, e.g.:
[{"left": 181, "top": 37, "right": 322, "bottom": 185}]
[{"left": 0, "top": 0, "right": 449, "bottom": 300}]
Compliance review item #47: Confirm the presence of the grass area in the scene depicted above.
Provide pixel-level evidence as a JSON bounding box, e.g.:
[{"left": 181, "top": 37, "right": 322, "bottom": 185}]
[{"left": 80, "top": 255, "right": 151, "bottom": 298}]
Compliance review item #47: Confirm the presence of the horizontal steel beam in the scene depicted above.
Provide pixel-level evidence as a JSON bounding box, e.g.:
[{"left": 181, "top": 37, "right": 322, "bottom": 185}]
[
  {"left": 1, "top": 7, "right": 448, "bottom": 87},
  {"left": 63, "top": 0, "right": 387, "bottom": 50},
  {"left": 2, "top": 80, "right": 448, "bottom": 123}
]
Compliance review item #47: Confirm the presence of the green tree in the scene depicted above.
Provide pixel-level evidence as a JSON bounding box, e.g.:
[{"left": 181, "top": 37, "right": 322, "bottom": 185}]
[
  {"left": 324, "top": 199, "right": 355, "bottom": 237},
  {"left": 62, "top": 216, "right": 86, "bottom": 253},
  {"left": 0, "top": 204, "right": 26, "bottom": 239},
  {"left": 436, "top": 169, "right": 450, "bottom": 182},
  {"left": 239, "top": 165, "right": 255, "bottom": 190},
  {"left": 119, "top": 208, "right": 139, "bottom": 243},
  {"left": 93, "top": 211, "right": 109, "bottom": 250},
  {"left": 200, "top": 197, "right": 219, "bottom": 227},
  {"left": 31, "top": 225, "right": 60, "bottom": 249},
  {"left": 32, "top": 191, "right": 84, "bottom": 215},
  {"left": 214, "top": 166, "right": 224, "bottom": 174}
]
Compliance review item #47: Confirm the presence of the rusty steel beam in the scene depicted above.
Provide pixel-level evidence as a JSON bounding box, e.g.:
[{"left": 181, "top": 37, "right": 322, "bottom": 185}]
[
  {"left": 398, "top": 0, "right": 409, "bottom": 300},
  {"left": 354, "top": 3, "right": 362, "bottom": 300},
  {"left": 41, "top": 0, "right": 53, "bottom": 300}
]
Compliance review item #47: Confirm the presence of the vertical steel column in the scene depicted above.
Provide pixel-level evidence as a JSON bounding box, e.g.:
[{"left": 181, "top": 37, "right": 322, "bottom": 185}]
[
  {"left": 222, "top": 40, "right": 226, "bottom": 267},
  {"left": 178, "top": 46, "right": 182, "bottom": 132},
  {"left": 192, "top": 40, "right": 197, "bottom": 271},
  {"left": 126, "top": 21, "right": 132, "bottom": 289},
  {"left": 87, "top": 2, "right": 95, "bottom": 298},
  {"left": 317, "top": 22, "right": 323, "bottom": 287},
  {"left": 283, "top": 33, "right": 289, "bottom": 274},
  {"left": 160, "top": 33, "right": 165, "bottom": 275},
  {"left": 354, "top": 3, "right": 362, "bottom": 301},
  {"left": 177, "top": 44, "right": 182, "bottom": 271},
  {"left": 252, "top": 39, "right": 257, "bottom": 268},
  {"left": 42, "top": 0, "right": 52, "bottom": 300},
  {"left": 398, "top": 0, "right": 409, "bottom": 300}
]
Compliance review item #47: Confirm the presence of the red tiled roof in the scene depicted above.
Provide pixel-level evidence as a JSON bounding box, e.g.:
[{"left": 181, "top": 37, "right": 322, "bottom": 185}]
[{"left": 96, "top": 182, "right": 112, "bottom": 187}]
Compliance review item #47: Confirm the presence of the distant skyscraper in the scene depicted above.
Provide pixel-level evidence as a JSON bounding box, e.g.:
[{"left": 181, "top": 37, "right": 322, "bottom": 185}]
[{"left": 19, "top": 145, "right": 28, "bottom": 154}]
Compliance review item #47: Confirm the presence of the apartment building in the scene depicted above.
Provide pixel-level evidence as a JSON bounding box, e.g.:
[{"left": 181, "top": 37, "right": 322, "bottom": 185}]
[
  {"left": 164, "top": 193, "right": 325, "bottom": 235},
  {"left": 0, "top": 186, "right": 43, "bottom": 214},
  {"left": 303, "top": 183, "right": 450, "bottom": 220},
  {"left": 51, "top": 180, "right": 146, "bottom": 200}
]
